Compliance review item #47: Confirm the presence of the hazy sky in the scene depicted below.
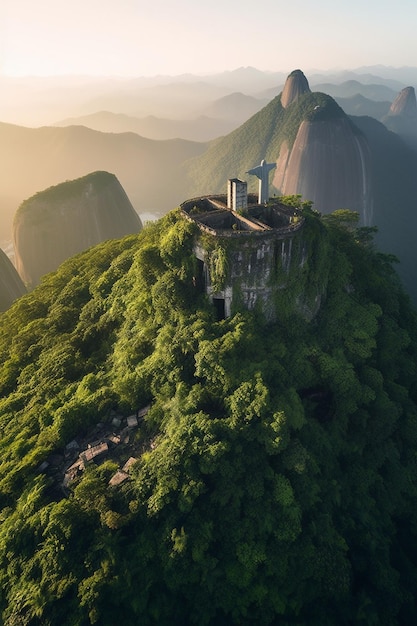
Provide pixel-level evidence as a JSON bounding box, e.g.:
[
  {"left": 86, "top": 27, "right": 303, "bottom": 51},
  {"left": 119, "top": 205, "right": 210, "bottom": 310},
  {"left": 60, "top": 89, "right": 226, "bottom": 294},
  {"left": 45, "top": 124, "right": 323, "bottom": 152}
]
[{"left": 1, "top": 0, "right": 416, "bottom": 77}]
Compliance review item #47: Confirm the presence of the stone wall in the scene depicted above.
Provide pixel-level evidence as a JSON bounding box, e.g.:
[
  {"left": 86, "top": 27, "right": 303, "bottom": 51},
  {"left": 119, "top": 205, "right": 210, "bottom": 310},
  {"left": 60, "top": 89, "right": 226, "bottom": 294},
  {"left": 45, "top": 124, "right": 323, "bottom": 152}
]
[{"left": 181, "top": 194, "right": 324, "bottom": 322}]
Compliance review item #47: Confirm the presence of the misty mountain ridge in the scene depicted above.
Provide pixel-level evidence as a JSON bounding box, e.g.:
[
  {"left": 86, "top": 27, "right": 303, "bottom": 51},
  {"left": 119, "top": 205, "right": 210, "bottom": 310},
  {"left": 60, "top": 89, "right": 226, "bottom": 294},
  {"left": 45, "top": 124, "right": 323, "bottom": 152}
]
[
  {"left": 54, "top": 111, "right": 236, "bottom": 142},
  {"left": 2, "top": 65, "right": 417, "bottom": 302},
  {"left": 346, "top": 64, "right": 417, "bottom": 85},
  {"left": 1, "top": 65, "right": 415, "bottom": 127},
  {"left": 53, "top": 91, "right": 269, "bottom": 141},
  {"left": 201, "top": 92, "right": 270, "bottom": 121},
  {"left": 0, "top": 121, "right": 207, "bottom": 243},
  {"left": 309, "top": 80, "right": 398, "bottom": 101},
  {"left": 333, "top": 94, "right": 391, "bottom": 119}
]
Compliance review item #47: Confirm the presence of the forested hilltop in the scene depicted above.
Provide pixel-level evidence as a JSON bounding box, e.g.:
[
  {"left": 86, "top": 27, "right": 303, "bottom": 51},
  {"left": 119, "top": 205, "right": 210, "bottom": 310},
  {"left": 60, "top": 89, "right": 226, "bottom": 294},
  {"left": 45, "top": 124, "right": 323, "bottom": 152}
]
[{"left": 1, "top": 205, "right": 417, "bottom": 625}]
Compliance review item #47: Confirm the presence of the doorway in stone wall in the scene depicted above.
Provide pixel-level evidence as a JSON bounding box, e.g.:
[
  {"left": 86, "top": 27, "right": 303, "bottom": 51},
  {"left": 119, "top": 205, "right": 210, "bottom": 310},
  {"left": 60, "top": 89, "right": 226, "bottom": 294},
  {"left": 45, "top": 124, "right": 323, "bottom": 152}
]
[
  {"left": 213, "top": 297, "right": 225, "bottom": 320},
  {"left": 194, "top": 259, "right": 205, "bottom": 292}
]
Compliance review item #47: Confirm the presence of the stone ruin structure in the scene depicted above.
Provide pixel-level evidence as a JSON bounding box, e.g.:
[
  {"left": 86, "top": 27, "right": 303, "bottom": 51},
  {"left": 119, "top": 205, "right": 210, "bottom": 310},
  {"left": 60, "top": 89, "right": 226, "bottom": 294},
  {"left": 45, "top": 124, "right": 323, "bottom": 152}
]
[{"left": 181, "top": 181, "right": 307, "bottom": 321}]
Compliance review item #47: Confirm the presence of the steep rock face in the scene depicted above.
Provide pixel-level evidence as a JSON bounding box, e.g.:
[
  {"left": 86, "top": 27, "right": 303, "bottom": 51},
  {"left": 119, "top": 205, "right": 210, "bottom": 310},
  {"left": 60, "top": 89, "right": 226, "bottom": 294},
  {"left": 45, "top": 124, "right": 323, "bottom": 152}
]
[
  {"left": 13, "top": 171, "right": 142, "bottom": 289},
  {"left": 388, "top": 86, "right": 417, "bottom": 118},
  {"left": 0, "top": 249, "right": 26, "bottom": 311},
  {"left": 352, "top": 114, "right": 417, "bottom": 303},
  {"left": 383, "top": 87, "right": 417, "bottom": 151},
  {"left": 274, "top": 103, "right": 373, "bottom": 224},
  {"left": 281, "top": 69, "right": 311, "bottom": 108},
  {"left": 184, "top": 85, "right": 374, "bottom": 226}
]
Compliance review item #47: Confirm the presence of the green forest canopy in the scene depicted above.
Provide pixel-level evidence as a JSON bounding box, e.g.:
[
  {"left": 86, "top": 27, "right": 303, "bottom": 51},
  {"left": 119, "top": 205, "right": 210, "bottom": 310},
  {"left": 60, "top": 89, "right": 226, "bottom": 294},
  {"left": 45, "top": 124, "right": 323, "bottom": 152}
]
[
  {"left": 0, "top": 205, "right": 417, "bottom": 625},
  {"left": 16, "top": 171, "right": 118, "bottom": 217}
]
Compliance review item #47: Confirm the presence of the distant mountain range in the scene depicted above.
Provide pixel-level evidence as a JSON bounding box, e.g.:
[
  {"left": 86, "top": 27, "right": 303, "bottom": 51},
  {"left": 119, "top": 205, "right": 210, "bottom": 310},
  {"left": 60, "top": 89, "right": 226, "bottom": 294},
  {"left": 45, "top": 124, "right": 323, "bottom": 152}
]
[
  {"left": 312, "top": 80, "right": 398, "bottom": 101},
  {"left": 52, "top": 93, "right": 269, "bottom": 142},
  {"left": 49, "top": 77, "right": 405, "bottom": 142},
  {"left": 2, "top": 65, "right": 417, "bottom": 302},
  {"left": 1, "top": 65, "right": 416, "bottom": 127},
  {"left": 0, "top": 121, "right": 207, "bottom": 243},
  {"left": 54, "top": 112, "right": 234, "bottom": 142},
  {"left": 332, "top": 94, "right": 391, "bottom": 119}
]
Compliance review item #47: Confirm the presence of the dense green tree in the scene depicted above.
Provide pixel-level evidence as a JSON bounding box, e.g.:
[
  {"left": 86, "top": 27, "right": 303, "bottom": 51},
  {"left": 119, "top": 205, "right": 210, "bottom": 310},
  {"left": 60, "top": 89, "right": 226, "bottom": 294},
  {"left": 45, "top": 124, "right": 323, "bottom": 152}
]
[{"left": 0, "top": 206, "right": 417, "bottom": 624}]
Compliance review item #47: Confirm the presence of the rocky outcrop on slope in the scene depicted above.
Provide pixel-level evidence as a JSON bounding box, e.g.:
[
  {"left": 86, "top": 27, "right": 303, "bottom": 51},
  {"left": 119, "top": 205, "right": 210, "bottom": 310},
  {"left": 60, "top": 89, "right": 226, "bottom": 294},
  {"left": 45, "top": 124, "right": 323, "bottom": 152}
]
[
  {"left": 13, "top": 171, "right": 142, "bottom": 289},
  {"left": 0, "top": 249, "right": 26, "bottom": 311},
  {"left": 274, "top": 96, "right": 373, "bottom": 223},
  {"left": 388, "top": 87, "right": 417, "bottom": 118},
  {"left": 280, "top": 69, "right": 311, "bottom": 108},
  {"left": 383, "top": 87, "right": 417, "bottom": 151}
]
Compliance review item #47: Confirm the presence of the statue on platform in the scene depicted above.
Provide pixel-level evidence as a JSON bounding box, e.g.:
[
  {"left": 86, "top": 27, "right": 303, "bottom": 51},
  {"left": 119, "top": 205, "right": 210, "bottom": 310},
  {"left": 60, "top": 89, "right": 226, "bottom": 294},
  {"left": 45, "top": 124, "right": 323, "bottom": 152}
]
[{"left": 247, "top": 159, "right": 276, "bottom": 204}]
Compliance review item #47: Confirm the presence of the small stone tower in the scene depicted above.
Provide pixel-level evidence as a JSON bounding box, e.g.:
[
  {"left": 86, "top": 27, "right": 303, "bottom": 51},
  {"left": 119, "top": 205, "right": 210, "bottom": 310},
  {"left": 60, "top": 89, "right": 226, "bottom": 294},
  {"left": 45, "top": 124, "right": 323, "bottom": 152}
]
[{"left": 227, "top": 178, "right": 248, "bottom": 211}]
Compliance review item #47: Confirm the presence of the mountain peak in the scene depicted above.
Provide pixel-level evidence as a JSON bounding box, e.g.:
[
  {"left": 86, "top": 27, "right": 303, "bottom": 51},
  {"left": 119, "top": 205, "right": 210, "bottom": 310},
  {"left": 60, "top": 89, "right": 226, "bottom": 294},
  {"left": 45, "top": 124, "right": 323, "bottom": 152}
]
[
  {"left": 281, "top": 69, "right": 311, "bottom": 108},
  {"left": 389, "top": 86, "right": 417, "bottom": 118},
  {"left": 13, "top": 171, "right": 142, "bottom": 289}
]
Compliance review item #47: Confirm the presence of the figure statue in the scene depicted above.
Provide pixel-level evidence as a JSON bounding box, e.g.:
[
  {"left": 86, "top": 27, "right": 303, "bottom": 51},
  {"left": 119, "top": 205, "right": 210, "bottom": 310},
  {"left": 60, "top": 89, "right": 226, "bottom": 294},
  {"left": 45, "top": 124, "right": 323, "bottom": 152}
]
[{"left": 247, "top": 159, "right": 276, "bottom": 204}]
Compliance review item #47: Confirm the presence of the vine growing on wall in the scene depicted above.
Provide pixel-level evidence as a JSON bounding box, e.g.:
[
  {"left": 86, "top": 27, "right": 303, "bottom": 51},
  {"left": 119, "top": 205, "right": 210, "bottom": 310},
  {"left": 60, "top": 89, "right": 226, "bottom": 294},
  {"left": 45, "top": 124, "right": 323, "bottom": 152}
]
[{"left": 209, "top": 245, "right": 228, "bottom": 293}]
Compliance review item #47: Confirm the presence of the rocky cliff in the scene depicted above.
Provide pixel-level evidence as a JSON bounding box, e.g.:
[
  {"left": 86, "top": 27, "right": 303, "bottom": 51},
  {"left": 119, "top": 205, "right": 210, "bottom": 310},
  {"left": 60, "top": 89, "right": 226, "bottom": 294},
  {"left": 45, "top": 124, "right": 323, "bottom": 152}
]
[
  {"left": 388, "top": 86, "right": 417, "bottom": 118},
  {"left": 0, "top": 249, "right": 26, "bottom": 311},
  {"left": 274, "top": 100, "right": 373, "bottom": 223},
  {"left": 383, "top": 86, "right": 417, "bottom": 150},
  {"left": 181, "top": 70, "right": 417, "bottom": 301},
  {"left": 184, "top": 81, "right": 373, "bottom": 225},
  {"left": 13, "top": 171, "right": 142, "bottom": 289},
  {"left": 280, "top": 69, "right": 311, "bottom": 108}
]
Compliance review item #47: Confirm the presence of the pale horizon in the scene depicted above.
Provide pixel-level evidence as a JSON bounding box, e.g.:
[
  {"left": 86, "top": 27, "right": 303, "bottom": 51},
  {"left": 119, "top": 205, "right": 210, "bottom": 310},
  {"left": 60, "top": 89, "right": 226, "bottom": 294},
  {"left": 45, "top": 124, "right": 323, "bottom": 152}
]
[
  {"left": 1, "top": 63, "right": 416, "bottom": 81},
  {"left": 2, "top": 0, "right": 417, "bottom": 79}
]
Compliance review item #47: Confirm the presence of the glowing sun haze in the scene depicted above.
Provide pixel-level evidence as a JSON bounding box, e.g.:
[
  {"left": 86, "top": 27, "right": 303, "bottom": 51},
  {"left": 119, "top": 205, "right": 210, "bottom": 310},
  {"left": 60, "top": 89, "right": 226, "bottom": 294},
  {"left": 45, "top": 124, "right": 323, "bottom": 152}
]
[{"left": 2, "top": 0, "right": 417, "bottom": 77}]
